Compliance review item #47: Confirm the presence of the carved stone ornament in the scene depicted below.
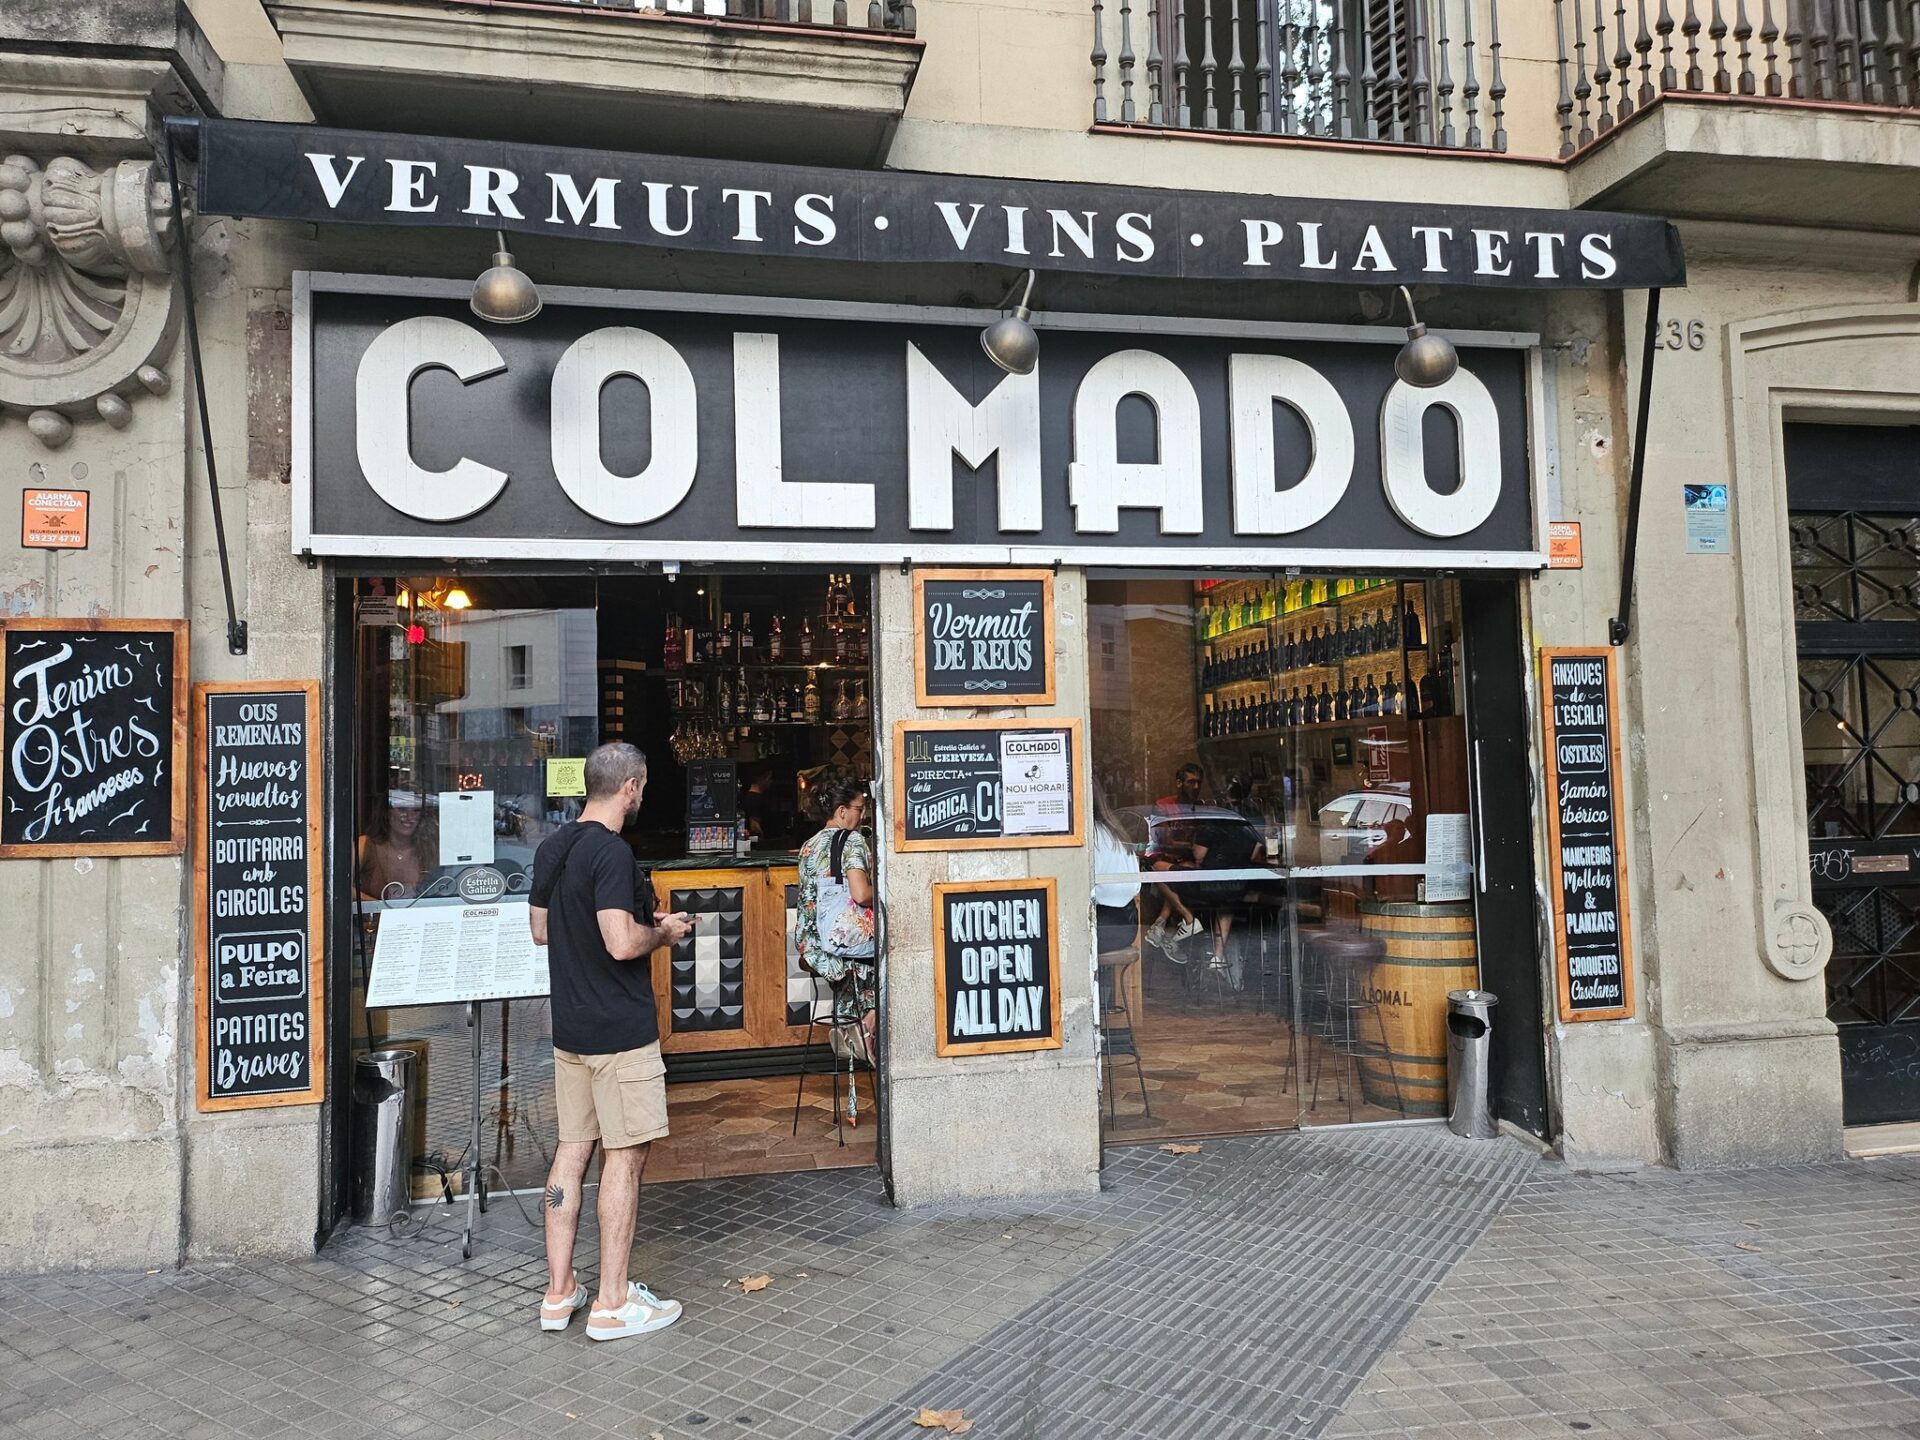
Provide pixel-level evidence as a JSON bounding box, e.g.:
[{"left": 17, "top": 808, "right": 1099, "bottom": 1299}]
[
  {"left": 1764, "top": 901, "right": 1833, "bottom": 982},
  {"left": 0, "top": 153, "right": 181, "bottom": 449}
]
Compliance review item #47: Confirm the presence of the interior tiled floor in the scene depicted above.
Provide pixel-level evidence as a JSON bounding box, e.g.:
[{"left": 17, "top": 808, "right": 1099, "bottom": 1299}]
[
  {"left": 1102, "top": 954, "right": 1410, "bottom": 1142},
  {"left": 648, "top": 1069, "right": 878, "bottom": 1183}
]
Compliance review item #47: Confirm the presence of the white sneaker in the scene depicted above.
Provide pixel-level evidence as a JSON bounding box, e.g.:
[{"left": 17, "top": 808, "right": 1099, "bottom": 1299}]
[
  {"left": 1144, "top": 918, "right": 1170, "bottom": 953},
  {"left": 585, "top": 1281, "right": 683, "bottom": 1341},
  {"left": 1172, "top": 918, "right": 1204, "bottom": 942},
  {"left": 539, "top": 1282, "right": 589, "bottom": 1332}
]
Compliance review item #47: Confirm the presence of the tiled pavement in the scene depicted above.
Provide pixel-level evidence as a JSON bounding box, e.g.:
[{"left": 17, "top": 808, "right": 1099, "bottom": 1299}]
[{"left": 2, "top": 1125, "right": 1918, "bottom": 1440}]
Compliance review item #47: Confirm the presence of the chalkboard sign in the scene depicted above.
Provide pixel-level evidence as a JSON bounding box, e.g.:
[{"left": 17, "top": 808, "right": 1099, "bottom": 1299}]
[
  {"left": 891, "top": 718, "right": 1084, "bottom": 852},
  {"left": 934, "top": 877, "right": 1061, "bottom": 1057},
  {"left": 193, "top": 681, "right": 324, "bottom": 1110},
  {"left": 913, "top": 569, "right": 1055, "bottom": 706},
  {"left": 1541, "top": 648, "right": 1634, "bottom": 1022},
  {"left": 1, "top": 617, "right": 187, "bottom": 858}
]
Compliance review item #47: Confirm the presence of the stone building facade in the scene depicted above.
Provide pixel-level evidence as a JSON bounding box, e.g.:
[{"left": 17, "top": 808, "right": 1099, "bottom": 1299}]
[{"left": 2, "top": 0, "right": 1916, "bottom": 1270}]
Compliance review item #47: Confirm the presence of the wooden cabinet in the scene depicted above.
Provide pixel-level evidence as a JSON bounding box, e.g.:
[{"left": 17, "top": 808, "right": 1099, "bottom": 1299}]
[{"left": 646, "top": 865, "right": 816, "bottom": 1056}]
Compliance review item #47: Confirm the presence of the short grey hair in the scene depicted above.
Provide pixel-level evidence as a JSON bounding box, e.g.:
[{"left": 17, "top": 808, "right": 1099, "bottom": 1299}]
[{"left": 584, "top": 741, "right": 648, "bottom": 799}]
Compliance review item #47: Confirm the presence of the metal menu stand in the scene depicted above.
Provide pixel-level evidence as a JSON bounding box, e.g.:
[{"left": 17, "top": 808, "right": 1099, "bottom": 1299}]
[{"left": 361, "top": 871, "right": 548, "bottom": 1260}]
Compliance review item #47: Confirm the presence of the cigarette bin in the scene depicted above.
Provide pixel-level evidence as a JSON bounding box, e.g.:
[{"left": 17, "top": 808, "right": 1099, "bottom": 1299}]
[
  {"left": 1445, "top": 989, "right": 1498, "bottom": 1140},
  {"left": 350, "top": 1049, "right": 415, "bottom": 1226}
]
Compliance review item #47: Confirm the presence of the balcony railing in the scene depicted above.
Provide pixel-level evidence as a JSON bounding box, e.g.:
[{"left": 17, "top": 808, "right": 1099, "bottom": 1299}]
[
  {"left": 1090, "top": 0, "right": 1509, "bottom": 152},
  {"left": 1552, "top": 0, "right": 1919, "bottom": 156},
  {"left": 545, "top": 0, "right": 914, "bottom": 33}
]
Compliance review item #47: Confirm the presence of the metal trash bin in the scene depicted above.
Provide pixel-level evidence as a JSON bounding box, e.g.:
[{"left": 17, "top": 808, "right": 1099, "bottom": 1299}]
[
  {"left": 350, "top": 1049, "right": 415, "bottom": 1226},
  {"left": 1445, "top": 989, "right": 1499, "bottom": 1139}
]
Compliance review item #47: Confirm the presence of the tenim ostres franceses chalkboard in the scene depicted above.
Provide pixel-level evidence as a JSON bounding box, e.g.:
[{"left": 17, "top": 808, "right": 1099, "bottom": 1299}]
[
  {"left": 194, "top": 682, "right": 324, "bottom": 1110},
  {"left": 1, "top": 618, "right": 187, "bottom": 858}
]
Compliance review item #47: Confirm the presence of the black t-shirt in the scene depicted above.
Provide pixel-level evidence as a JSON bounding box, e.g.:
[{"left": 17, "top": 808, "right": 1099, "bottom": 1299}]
[{"left": 531, "top": 821, "right": 660, "bottom": 1055}]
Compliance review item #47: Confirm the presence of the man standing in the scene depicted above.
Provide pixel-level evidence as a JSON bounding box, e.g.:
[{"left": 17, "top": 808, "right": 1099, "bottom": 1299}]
[{"left": 529, "top": 742, "right": 693, "bottom": 1341}]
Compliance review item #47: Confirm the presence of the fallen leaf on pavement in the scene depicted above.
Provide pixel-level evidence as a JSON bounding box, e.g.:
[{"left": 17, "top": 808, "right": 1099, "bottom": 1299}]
[
  {"left": 565, "top": 1413, "right": 577, "bottom": 1420},
  {"left": 726, "top": 1273, "right": 772, "bottom": 1294},
  {"left": 912, "top": 1408, "right": 974, "bottom": 1434},
  {"left": 1742, "top": 1219, "right": 1764, "bottom": 1229},
  {"left": 1735, "top": 1241, "right": 1762, "bottom": 1253},
  {"left": 447, "top": 1300, "right": 461, "bottom": 1308},
  {"left": 1161, "top": 1143, "right": 1202, "bottom": 1155}
]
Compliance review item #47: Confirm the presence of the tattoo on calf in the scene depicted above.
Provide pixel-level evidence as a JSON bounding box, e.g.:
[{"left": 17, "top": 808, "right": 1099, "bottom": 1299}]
[{"left": 546, "top": 1184, "right": 565, "bottom": 1211}]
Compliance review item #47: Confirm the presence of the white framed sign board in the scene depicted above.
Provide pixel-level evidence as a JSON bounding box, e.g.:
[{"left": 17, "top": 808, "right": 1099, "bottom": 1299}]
[{"left": 364, "top": 902, "right": 550, "bottom": 1007}]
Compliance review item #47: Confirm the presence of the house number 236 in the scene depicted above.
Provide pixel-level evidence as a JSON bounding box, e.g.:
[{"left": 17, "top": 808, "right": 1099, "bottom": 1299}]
[{"left": 1656, "top": 319, "right": 1706, "bottom": 351}]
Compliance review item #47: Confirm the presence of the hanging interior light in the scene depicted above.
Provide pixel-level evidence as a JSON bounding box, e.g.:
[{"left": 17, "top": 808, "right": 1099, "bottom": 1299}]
[
  {"left": 1392, "top": 285, "right": 1459, "bottom": 389},
  {"left": 980, "top": 269, "right": 1040, "bottom": 376},
  {"left": 470, "top": 230, "right": 542, "bottom": 324},
  {"left": 442, "top": 585, "right": 473, "bottom": 611}
]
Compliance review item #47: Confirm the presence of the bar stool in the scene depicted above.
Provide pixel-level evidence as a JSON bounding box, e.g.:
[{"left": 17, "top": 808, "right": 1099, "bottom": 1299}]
[
  {"left": 792, "top": 986, "right": 857, "bottom": 1147},
  {"left": 1305, "top": 930, "right": 1404, "bottom": 1122},
  {"left": 1097, "top": 950, "right": 1151, "bottom": 1120}
]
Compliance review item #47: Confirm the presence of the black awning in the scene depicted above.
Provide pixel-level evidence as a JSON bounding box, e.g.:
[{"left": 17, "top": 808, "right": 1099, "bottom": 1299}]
[{"left": 183, "top": 117, "right": 1684, "bottom": 291}]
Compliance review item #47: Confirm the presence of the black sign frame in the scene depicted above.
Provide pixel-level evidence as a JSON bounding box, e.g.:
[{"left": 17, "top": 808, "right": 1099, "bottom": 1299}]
[
  {"left": 933, "top": 877, "right": 1062, "bottom": 1058},
  {"left": 194, "top": 680, "right": 324, "bottom": 1111},
  {"left": 913, "top": 568, "right": 1055, "bottom": 707},
  {"left": 193, "top": 118, "right": 1687, "bottom": 290},
  {"left": 892, "top": 718, "right": 1085, "bottom": 852},
  {"left": 1, "top": 617, "right": 188, "bottom": 858},
  {"left": 1541, "top": 648, "right": 1635, "bottom": 1022}
]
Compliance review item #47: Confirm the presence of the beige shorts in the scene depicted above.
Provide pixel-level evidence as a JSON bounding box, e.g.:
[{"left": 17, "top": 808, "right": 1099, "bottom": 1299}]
[{"left": 553, "top": 1041, "right": 669, "bottom": 1149}]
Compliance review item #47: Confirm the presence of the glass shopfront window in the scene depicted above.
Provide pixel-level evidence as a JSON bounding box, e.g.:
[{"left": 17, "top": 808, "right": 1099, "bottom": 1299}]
[
  {"left": 1088, "top": 573, "right": 1478, "bottom": 1141},
  {"left": 345, "top": 570, "right": 877, "bottom": 1202}
]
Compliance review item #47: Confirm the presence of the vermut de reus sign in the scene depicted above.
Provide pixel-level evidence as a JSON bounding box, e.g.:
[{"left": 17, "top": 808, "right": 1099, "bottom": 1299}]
[{"left": 195, "top": 120, "right": 1686, "bottom": 291}]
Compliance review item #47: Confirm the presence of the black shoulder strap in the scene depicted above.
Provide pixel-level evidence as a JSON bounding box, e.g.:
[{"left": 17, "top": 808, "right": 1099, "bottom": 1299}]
[{"left": 829, "top": 826, "right": 850, "bottom": 882}]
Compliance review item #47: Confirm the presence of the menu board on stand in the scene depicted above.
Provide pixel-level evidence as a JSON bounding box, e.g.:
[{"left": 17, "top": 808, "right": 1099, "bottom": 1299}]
[
  {"left": 193, "top": 681, "right": 324, "bottom": 1110},
  {"left": 1540, "top": 648, "right": 1635, "bottom": 1022},
  {"left": 1, "top": 617, "right": 188, "bottom": 858}
]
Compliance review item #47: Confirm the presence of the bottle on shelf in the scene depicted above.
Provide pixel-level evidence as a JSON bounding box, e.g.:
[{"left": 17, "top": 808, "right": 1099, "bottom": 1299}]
[
  {"left": 832, "top": 618, "right": 847, "bottom": 665},
  {"left": 1203, "top": 698, "right": 1216, "bottom": 736},
  {"left": 1346, "top": 674, "right": 1365, "bottom": 719},
  {"left": 768, "top": 615, "right": 785, "bottom": 662},
  {"left": 1381, "top": 671, "right": 1401, "bottom": 717},
  {"left": 786, "top": 681, "right": 805, "bottom": 722},
  {"left": 752, "top": 680, "right": 772, "bottom": 723},
  {"left": 803, "top": 671, "right": 821, "bottom": 722},
  {"left": 1363, "top": 673, "right": 1380, "bottom": 718},
  {"left": 739, "top": 612, "right": 755, "bottom": 663},
  {"left": 854, "top": 678, "right": 870, "bottom": 718},
  {"left": 1403, "top": 599, "right": 1425, "bottom": 650},
  {"left": 720, "top": 612, "right": 735, "bottom": 663},
  {"left": 734, "top": 668, "right": 750, "bottom": 721},
  {"left": 716, "top": 670, "right": 733, "bottom": 718},
  {"left": 664, "top": 612, "right": 683, "bottom": 672},
  {"left": 1316, "top": 681, "right": 1334, "bottom": 723},
  {"left": 833, "top": 680, "right": 853, "bottom": 722},
  {"left": 800, "top": 617, "right": 815, "bottom": 662}
]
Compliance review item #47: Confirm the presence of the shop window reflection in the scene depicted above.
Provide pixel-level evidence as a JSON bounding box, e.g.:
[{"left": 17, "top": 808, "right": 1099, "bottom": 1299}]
[{"left": 1088, "top": 573, "right": 1477, "bottom": 1140}]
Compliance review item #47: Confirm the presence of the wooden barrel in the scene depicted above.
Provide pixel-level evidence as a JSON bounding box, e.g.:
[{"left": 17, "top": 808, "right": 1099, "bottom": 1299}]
[{"left": 1356, "top": 902, "right": 1479, "bottom": 1116}]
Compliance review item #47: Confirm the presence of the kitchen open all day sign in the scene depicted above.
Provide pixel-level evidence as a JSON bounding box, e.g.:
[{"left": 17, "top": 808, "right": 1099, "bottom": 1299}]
[{"left": 934, "top": 877, "right": 1062, "bottom": 1058}]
